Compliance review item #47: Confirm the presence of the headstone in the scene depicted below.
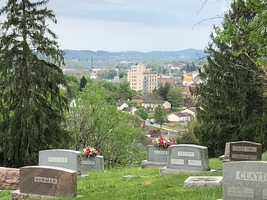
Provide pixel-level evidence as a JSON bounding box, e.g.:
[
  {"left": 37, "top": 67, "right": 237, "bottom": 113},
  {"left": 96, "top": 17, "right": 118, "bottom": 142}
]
[
  {"left": 39, "top": 149, "right": 81, "bottom": 174},
  {"left": 11, "top": 166, "right": 77, "bottom": 199},
  {"left": 81, "top": 155, "right": 104, "bottom": 172},
  {"left": 219, "top": 142, "right": 230, "bottom": 162},
  {"left": 222, "top": 161, "right": 267, "bottom": 200},
  {"left": 184, "top": 176, "right": 223, "bottom": 188},
  {"left": 159, "top": 144, "right": 210, "bottom": 175},
  {"left": 229, "top": 141, "right": 262, "bottom": 161},
  {"left": 0, "top": 167, "right": 19, "bottom": 190},
  {"left": 141, "top": 145, "right": 168, "bottom": 168}
]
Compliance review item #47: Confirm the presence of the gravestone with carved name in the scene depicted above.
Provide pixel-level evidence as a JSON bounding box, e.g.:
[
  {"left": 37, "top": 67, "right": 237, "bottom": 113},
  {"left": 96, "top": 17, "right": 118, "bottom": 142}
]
[
  {"left": 229, "top": 141, "right": 262, "bottom": 161},
  {"left": 159, "top": 144, "right": 210, "bottom": 175},
  {"left": 11, "top": 166, "right": 77, "bottom": 199},
  {"left": 141, "top": 145, "right": 169, "bottom": 168},
  {"left": 39, "top": 149, "right": 81, "bottom": 175},
  {"left": 81, "top": 155, "right": 104, "bottom": 172},
  {"left": 222, "top": 161, "right": 267, "bottom": 200}
]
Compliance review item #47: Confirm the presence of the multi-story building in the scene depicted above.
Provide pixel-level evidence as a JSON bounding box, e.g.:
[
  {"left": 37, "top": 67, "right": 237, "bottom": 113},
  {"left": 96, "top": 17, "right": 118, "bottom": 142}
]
[
  {"left": 127, "top": 63, "right": 158, "bottom": 94},
  {"left": 158, "top": 75, "right": 174, "bottom": 86}
]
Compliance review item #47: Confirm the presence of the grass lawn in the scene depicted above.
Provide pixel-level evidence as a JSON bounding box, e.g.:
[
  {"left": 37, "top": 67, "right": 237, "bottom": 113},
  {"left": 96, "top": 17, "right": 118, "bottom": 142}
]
[{"left": 1, "top": 158, "right": 223, "bottom": 200}]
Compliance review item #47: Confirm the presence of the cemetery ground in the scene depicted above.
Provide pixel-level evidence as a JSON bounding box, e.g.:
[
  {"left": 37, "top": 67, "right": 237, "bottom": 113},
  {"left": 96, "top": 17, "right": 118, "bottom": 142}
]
[{"left": 0, "top": 158, "right": 224, "bottom": 200}]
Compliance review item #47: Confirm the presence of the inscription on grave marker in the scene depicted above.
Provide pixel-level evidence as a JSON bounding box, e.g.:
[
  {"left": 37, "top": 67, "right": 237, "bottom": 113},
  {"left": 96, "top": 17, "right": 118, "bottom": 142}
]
[
  {"left": 223, "top": 161, "right": 267, "bottom": 200},
  {"left": 81, "top": 160, "right": 95, "bottom": 165},
  {"left": 34, "top": 176, "right": 57, "bottom": 184},
  {"left": 48, "top": 157, "right": 68, "bottom": 163},
  {"left": 154, "top": 150, "right": 168, "bottom": 155},
  {"left": 177, "top": 151, "right": 194, "bottom": 157},
  {"left": 227, "top": 187, "right": 254, "bottom": 198}
]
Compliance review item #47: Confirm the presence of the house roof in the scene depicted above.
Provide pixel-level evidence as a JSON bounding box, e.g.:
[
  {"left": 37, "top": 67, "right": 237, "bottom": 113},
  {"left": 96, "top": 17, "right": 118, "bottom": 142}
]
[
  {"left": 173, "top": 112, "right": 193, "bottom": 117},
  {"left": 132, "top": 95, "right": 143, "bottom": 100}
]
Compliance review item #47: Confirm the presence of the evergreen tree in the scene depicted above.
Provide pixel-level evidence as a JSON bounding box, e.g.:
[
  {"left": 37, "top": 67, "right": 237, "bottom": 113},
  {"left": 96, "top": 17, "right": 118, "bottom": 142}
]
[
  {"left": 194, "top": 0, "right": 267, "bottom": 157},
  {"left": 0, "top": 0, "right": 71, "bottom": 167},
  {"left": 158, "top": 82, "right": 171, "bottom": 100},
  {"left": 79, "top": 76, "right": 87, "bottom": 91}
]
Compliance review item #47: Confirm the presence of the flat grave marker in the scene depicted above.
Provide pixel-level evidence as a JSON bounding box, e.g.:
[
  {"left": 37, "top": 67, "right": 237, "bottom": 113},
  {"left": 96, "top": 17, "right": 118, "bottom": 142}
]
[{"left": 184, "top": 176, "right": 223, "bottom": 188}]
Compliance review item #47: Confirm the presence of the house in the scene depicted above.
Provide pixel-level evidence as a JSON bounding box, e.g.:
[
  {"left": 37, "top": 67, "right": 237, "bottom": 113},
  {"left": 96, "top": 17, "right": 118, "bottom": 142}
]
[
  {"left": 123, "top": 107, "right": 137, "bottom": 115},
  {"left": 142, "top": 100, "right": 171, "bottom": 112},
  {"left": 131, "top": 95, "right": 144, "bottom": 104},
  {"left": 181, "top": 107, "right": 196, "bottom": 118},
  {"left": 116, "top": 102, "right": 129, "bottom": 110},
  {"left": 167, "top": 112, "right": 193, "bottom": 123}
]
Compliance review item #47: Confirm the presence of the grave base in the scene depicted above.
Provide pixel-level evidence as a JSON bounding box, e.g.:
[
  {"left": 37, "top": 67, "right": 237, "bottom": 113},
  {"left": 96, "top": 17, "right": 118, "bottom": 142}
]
[
  {"left": 141, "top": 160, "right": 167, "bottom": 168},
  {"left": 159, "top": 167, "right": 204, "bottom": 176},
  {"left": 184, "top": 176, "right": 223, "bottom": 188},
  {"left": 11, "top": 190, "right": 56, "bottom": 200}
]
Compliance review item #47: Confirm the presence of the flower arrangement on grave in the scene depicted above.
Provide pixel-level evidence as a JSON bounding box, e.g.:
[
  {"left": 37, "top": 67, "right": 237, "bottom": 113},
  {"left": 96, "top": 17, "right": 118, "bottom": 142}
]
[
  {"left": 81, "top": 146, "right": 99, "bottom": 158},
  {"left": 152, "top": 136, "right": 172, "bottom": 149}
]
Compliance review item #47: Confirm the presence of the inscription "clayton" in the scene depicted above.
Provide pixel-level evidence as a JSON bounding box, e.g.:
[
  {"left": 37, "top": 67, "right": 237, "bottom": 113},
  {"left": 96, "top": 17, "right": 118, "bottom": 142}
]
[
  {"left": 48, "top": 157, "right": 68, "bottom": 163},
  {"left": 236, "top": 171, "right": 267, "bottom": 181},
  {"left": 177, "top": 151, "right": 194, "bottom": 157},
  {"left": 154, "top": 150, "right": 168, "bottom": 155},
  {"left": 34, "top": 176, "right": 57, "bottom": 184}
]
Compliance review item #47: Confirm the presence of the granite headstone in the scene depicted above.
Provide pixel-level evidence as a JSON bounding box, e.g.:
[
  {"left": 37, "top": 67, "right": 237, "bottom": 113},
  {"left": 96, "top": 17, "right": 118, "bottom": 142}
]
[
  {"left": 160, "top": 144, "right": 209, "bottom": 175},
  {"left": 223, "top": 161, "right": 267, "bottom": 200},
  {"left": 11, "top": 166, "right": 77, "bottom": 199},
  {"left": 229, "top": 141, "right": 262, "bottom": 161},
  {"left": 39, "top": 149, "right": 81, "bottom": 174}
]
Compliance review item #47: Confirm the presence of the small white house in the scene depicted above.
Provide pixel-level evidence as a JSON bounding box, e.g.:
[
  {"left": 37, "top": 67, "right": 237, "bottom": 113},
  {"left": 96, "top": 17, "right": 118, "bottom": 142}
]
[
  {"left": 181, "top": 107, "right": 196, "bottom": 117},
  {"left": 167, "top": 112, "right": 193, "bottom": 123},
  {"left": 142, "top": 100, "right": 171, "bottom": 111},
  {"left": 116, "top": 102, "right": 129, "bottom": 110}
]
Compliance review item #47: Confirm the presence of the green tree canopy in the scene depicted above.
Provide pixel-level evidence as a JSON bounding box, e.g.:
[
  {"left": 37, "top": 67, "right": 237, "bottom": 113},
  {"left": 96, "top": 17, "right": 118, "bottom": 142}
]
[
  {"left": 167, "top": 86, "right": 183, "bottom": 111},
  {"left": 66, "top": 82, "right": 145, "bottom": 167},
  {"left": 194, "top": 0, "right": 267, "bottom": 157},
  {"left": 154, "top": 106, "right": 166, "bottom": 128}
]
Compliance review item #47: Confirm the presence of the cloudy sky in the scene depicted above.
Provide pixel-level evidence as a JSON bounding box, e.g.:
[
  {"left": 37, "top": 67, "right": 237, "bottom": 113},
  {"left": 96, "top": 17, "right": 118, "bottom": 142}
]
[{"left": 2, "top": 0, "right": 230, "bottom": 52}]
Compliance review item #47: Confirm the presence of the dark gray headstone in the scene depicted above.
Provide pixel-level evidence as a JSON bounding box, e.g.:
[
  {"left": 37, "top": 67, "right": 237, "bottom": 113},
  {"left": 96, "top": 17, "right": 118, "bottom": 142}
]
[
  {"left": 223, "top": 161, "right": 267, "bottom": 200},
  {"left": 141, "top": 145, "right": 169, "bottom": 168},
  {"left": 39, "top": 149, "right": 81, "bottom": 174},
  {"left": 229, "top": 141, "right": 262, "bottom": 161},
  {"left": 147, "top": 145, "right": 168, "bottom": 162},
  {"left": 17, "top": 166, "right": 76, "bottom": 197},
  {"left": 81, "top": 155, "right": 104, "bottom": 172}
]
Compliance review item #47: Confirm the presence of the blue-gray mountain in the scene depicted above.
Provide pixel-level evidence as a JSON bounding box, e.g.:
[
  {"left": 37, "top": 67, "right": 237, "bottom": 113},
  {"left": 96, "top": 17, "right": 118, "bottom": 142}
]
[{"left": 63, "top": 49, "right": 207, "bottom": 69}]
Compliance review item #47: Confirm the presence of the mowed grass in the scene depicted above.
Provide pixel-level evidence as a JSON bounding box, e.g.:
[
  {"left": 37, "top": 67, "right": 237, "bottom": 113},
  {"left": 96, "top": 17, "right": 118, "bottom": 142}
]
[{"left": 1, "top": 158, "right": 223, "bottom": 200}]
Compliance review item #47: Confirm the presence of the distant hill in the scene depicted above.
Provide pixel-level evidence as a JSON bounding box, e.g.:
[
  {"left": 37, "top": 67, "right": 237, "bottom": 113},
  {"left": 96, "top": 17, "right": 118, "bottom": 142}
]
[{"left": 63, "top": 49, "right": 207, "bottom": 69}]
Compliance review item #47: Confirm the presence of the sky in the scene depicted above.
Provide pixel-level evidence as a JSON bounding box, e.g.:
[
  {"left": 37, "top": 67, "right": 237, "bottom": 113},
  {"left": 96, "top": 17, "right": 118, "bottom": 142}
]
[{"left": 2, "top": 0, "right": 230, "bottom": 52}]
